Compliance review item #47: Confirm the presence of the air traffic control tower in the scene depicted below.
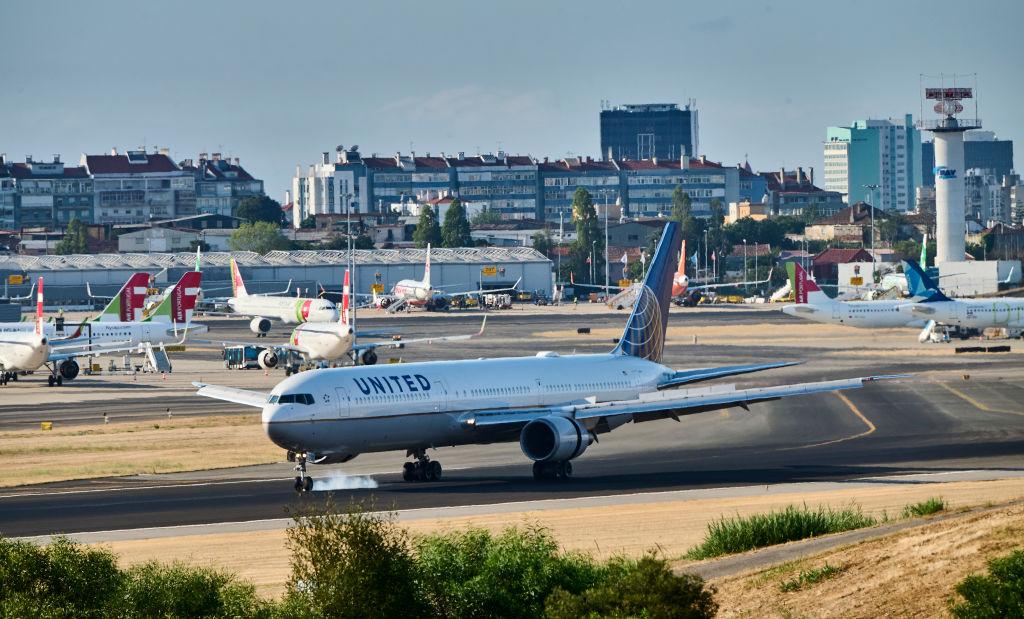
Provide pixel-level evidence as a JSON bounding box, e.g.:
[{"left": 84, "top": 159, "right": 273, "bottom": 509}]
[{"left": 917, "top": 76, "right": 981, "bottom": 263}]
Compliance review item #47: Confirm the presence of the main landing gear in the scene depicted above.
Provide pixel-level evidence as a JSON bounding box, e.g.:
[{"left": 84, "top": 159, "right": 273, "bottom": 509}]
[
  {"left": 402, "top": 449, "right": 442, "bottom": 482},
  {"left": 533, "top": 460, "right": 572, "bottom": 481},
  {"left": 293, "top": 453, "right": 313, "bottom": 493},
  {"left": 0, "top": 371, "right": 18, "bottom": 386}
]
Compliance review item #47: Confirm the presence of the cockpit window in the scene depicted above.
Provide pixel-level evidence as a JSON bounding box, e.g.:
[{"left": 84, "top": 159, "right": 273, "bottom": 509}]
[
  {"left": 277, "top": 394, "right": 315, "bottom": 405},
  {"left": 268, "top": 395, "right": 279, "bottom": 404}
]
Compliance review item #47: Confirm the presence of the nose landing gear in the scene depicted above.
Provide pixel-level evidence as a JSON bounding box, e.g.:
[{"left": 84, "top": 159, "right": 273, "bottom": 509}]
[
  {"left": 293, "top": 454, "right": 313, "bottom": 493},
  {"left": 402, "top": 449, "right": 442, "bottom": 482}
]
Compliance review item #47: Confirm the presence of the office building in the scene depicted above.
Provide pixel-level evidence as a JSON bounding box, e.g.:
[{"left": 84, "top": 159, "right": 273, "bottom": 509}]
[
  {"left": 82, "top": 149, "right": 195, "bottom": 224},
  {"left": 180, "top": 153, "right": 265, "bottom": 217},
  {"left": 823, "top": 115, "right": 922, "bottom": 211},
  {"left": 921, "top": 131, "right": 1013, "bottom": 187},
  {"left": 600, "top": 102, "right": 699, "bottom": 162},
  {"left": 0, "top": 154, "right": 93, "bottom": 228}
]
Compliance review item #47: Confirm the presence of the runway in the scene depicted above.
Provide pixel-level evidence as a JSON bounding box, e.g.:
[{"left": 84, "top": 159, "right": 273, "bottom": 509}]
[{"left": 1, "top": 307, "right": 1023, "bottom": 537}]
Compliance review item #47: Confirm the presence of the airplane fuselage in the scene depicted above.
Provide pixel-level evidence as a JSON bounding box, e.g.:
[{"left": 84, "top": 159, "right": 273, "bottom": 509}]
[
  {"left": 262, "top": 353, "right": 668, "bottom": 460},
  {"left": 228, "top": 296, "right": 338, "bottom": 324},
  {"left": 903, "top": 299, "right": 1024, "bottom": 328},
  {"left": 0, "top": 332, "right": 49, "bottom": 371},
  {"left": 392, "top": 280, "right": 434, "bottom": 305},
  {"left": 782, "top": 300, "right": 926, "bottom": 328},
  {"left": 287, "top": 323, "right": 355, "bottom": 361},
  {"left": 0, "top": 321, "right": 206, "bottom": 352}
]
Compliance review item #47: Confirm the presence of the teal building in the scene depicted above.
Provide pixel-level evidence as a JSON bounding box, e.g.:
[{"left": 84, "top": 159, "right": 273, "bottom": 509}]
[{"left": 823, "top": 114, "right": 921, "bottom": 211}]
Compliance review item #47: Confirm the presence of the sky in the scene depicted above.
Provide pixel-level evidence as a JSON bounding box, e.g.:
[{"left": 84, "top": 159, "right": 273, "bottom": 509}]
[{"left": 3, "top": 0, "right": 1022, "bottom": 199}]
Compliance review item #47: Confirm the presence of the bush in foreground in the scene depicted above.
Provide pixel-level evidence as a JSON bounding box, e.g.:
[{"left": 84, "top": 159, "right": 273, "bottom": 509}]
[
  {"left": 950, "top": 549, "right": 1024, "bottom": 618},
  {"left": 686, "top": 503, "right": 877, "bottom": 560},
  {"left": 545, "top": 554, "right": 718, "bottom": 619},
  {"left": 902, "top": 497, "right": 947, "bottom": 518}
]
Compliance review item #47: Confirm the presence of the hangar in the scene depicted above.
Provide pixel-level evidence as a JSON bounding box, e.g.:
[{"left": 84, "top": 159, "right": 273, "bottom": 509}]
[{"left": 0, "top": 247, "right": 553, "bottom": 303}]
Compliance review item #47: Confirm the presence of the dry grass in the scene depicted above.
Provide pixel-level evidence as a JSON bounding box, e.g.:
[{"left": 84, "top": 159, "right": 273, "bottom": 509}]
[
  {"left": 712, "top": 502, "right": 1024, "bottom": 618},
  {"left": 0, "top": 415, "right": 281, "bottom": 487},
  {"left": 94, "top": 476, "right": 1024, "bottom": 600}
]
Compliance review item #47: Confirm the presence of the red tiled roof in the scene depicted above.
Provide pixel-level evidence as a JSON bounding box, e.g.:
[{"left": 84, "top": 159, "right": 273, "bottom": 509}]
[
  {"left": 85, "top": 153, "right": 179, "bottom": 174},
  {"left": 730, "top": 243, "right": 772, "bottom": 257},
  {"left": 9, "top": 163, "right": 89, "bottom": 179},
  {"left": 413, "top": 156, "right": 449, "bottom": 169},
  {"left": 197, "top": 160, "right": 255, "bottom": 181},
  {"left": 813, "top": 248, "right": 873, "bottom": 264},
  {"left": 361, "top": 157, "right": 401, "bottom": 170},
  {"left": 812, "top": 202, "right": 887, "bottom": 226},
  {"left": 538, "top": 159, "right": 618, "bottom": 172}
]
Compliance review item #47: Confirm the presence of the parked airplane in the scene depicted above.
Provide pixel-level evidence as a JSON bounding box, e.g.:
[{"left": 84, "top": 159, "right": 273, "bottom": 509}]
[
  {"left": 196, "top": 221, "right": 899, "bottom": 491},
  {"left": 216, "top": 258, "right": 338, "bottom": 336},
  {"left": 671, "top": 240, "right": 774, "bottom": 305},
  {"left": 202, "top": 269, "right": 486, "bottom": 371},
  {"left": 780, "top": 261, "right": 938, "bottom": 329},
  {"left": 899, "top": 260, "right": 1024, "bottom": 335},
  {"left": 0, "top": 272, "right": 204, "bottom": 384},
  {"left": 370, "top": 244, "right": 520, "bottom": 312}
]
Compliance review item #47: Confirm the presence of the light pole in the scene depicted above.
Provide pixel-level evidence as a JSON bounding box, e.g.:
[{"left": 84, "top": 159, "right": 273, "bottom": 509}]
[
  {"left": 703, "top": 228, "right": 709, "bottom": 282},
  {"left": 591, "top": 240, "right": 596, "bottom": 284},
  {"left": 742, "top": 238, "right": 748, "bottom": 289},
  {"left": 598, "top": 188, "right": 611, "bottom": 294}
]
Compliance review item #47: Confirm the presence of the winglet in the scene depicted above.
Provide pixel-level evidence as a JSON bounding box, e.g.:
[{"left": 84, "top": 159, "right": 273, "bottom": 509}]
[
  {"left": 230, "top": 257, "right": 248, "bottom": 297},
  {"left": 35, "top": 277, "right": 44, "bottom": 336}
]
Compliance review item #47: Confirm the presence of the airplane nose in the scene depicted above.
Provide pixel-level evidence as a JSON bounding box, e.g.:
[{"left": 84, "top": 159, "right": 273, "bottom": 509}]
[{"left": 263, "top": 406, "right": 302, "bottom": 451}]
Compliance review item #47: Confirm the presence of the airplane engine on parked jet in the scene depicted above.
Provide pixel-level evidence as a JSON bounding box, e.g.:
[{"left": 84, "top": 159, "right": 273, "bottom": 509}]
[
  {"left": 250, "top": 317, "right": 272, "bottom": 335},
  {"left": 258, "top": 349, "right": 279, "bottom": 369},
  {"left": 519, "top": 416, "right": 593, "bottom": 462},
  {"left": 57, "top": 359, "right": 80, "bottom": 381},
  {"left": 359, "top": 349, "right": 378, "bottom": 365}
]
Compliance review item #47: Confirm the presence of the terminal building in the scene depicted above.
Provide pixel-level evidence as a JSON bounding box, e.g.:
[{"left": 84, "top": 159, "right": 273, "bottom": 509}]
[{"left": 0, "top": 247, "right": 552, "bottom": 304}]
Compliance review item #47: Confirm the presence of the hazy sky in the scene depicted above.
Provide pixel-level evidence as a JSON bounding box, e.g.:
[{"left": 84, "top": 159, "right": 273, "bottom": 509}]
[{"left": 4, "top": 0, "right": 1021, "bottom": 199}]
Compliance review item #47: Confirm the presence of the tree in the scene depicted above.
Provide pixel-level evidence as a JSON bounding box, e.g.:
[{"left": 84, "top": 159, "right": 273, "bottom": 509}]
[
  {"left": 227, "top": 221, "right": 293, "bottom": 254},
  {"left": 55, "top": 217, "right": 88, "bottom": 255},
  {"left": 299, "top": 215, "right": 316, "bottom": 229},
  {"left": 412, "top": 205, "right": 441, "bottom": 248},
  {"left": 440, "top": 198, "right": 473, "bottom": 247},
  {"left": 354, "top": 234, "right": 375, "bottom": 250},
  {"left": 708, "top": 198, "right": 725, "bottom": 229},
  {"left": 234, "top": 195, "right": 284, "bottom": 225},
  {"left": 802, "top": 201, "right": 820, "bottom": 224},
  {"left": 671, "top": 186, "right": 692, "bottom": 223},
  {"left": 471, "top": 206, "right": 504, "bottom": 226},
  {"left": 531, "top": 230, "right": 554, "bottom": 256},
  {"left": 188, "top": 240, "right": 210, "bottom": 253},
  {"left": 569, "top": 187, "right": 603, "bottom": 284}
]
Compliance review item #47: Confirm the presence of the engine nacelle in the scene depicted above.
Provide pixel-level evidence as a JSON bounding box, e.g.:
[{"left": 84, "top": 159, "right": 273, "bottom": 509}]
[
  {"left": 519, "top": 416, "right": 593, "bottom": 462},
  {"left": 258, "top": 349, "right": 279, "bottom": 370},
  {"left": 57, "top": 359, "right": 80, "bottom": 381},
  {"left": 359, "top": 349, "right": 378, "bottom": 365},
  {"left": 250, "top": 317, "right": 272, "bottom": 335}
]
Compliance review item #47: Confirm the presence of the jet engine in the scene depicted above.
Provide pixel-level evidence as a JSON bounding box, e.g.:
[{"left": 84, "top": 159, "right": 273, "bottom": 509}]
[
  {"left": 249, "top": 317, "right": 272, "bottom": 335},
  {"left": 258, "top": 349, "right": 279, "bottom": 369},
  {"left": 359, "top": 349, "right": 378, "bottom": 365},
  {"left": 519, "top": 416, "right": 593, "bottom": 462},
  {"left": 57, "top": 359, "right": 80, "bottom": 381},
  {"left": 428, "top": 296, "right": 449, "bottom": 311}
]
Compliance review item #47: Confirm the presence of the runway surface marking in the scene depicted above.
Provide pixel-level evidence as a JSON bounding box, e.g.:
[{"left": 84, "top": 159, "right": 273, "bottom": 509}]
[
  {"left": 18, "top": 469, "right": 1024, "bottom": 545},
  {"left": 935, "top": 381, "right": 1024, "bottom": 417},
  {"left": 780, "top": 391, "right": 876, "bottom": 450}
]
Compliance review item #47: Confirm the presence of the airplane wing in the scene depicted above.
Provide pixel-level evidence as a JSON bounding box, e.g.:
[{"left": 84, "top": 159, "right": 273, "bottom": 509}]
[
  {"left": 460, "top": 375, "right": 904, "bottom": 429},
  {"left": 193, "top": 381, "right": 268, "bottom": 408},
  {"left": 191, "top": 338, "right": 306, "bottom": 354},
  {"left": 691, "top": 269, "right": 774, "bottom": 292},
  {"left": 443, "top": 277, "right": 522, "bottom": 299},
  {"left": 657, "top": 361, "right": 800, "bottom": 389},
  {"left": 352, "top": 316, "right": 487, "bottom": 353}
]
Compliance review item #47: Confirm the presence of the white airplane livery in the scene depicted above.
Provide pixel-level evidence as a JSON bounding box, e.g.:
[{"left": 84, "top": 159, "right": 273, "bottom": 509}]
[
  {"left": 226, "top": 258, "right": 338, "bottom": 335},
  {"left": 781, "top": 262, "right": 934, "bottom": 329},
  {"left": 899, "top": 260, "right": 1024, "bottom": 330},
  {"left": 196, "top": 222, "right": 899, "bottom": 491}
]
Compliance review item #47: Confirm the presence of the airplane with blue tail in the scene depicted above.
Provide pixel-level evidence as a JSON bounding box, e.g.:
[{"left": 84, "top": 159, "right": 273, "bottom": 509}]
[{"left": 195, "top": 222, "right": 902, "bottom": 491}]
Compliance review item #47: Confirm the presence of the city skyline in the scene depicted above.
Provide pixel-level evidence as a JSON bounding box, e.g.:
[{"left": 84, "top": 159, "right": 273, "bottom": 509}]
[{"left": 4, "top": 0, "right": 1022, "bottom": 200}]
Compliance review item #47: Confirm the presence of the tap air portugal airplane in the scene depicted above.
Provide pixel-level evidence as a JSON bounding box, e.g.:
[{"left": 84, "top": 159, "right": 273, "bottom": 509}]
[
  {"left": 0, "top": 272, "right": 204, "bottom": 385},
  {"left": 899, "top": 260, "right": 1024, "bottom": 334},
  {"left": 369, "top": 244, "right": 521, "bottom": 313},
  {"left": 222, "top": 258, "right": 338, "bottom": 336},
  {"left": 201, "top": 269, "right": 486, "bottom": 371},
  {"left": 196, "top": 222, "right": 900, "bottom": 492},
  {"left": 780, "top": 261, "right": 940, "bottom": 329}
]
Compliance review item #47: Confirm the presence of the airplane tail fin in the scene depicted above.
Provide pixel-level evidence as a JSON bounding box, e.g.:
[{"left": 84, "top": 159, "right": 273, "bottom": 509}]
[
  {"left": 612, "top": 221, "right": 681, "bottom": 363},
  {"left": 423, "top": 244, "right": 431, "bottom": 289},
  {"left": 677, "top": 239, "right": 687, "bottom": 278},
  {"left": 340, "top": 269, "right": 351, "bottom": 327},
  {"left": 902, "top": 259, "right": 949, "bottom": 301},
  {"left": 230, "top": 258, "right": 248, "bottom": 297},
  {"left": 95, "top": 272, "right": 150, "bottom": 322},
  {"left": 35, "top": 277, "right": 44, "bottom": 336},
  {"left": 786, "top": 261, "right": 830, "bottom": 304},
  {"left": 146, "top": 271, "right": 204, "bottom": 323}
]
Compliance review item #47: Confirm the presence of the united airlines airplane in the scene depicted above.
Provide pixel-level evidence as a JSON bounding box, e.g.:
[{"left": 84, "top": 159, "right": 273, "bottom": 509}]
[{"left": 196, "top": 222, "right": 899, "bottom": 491}]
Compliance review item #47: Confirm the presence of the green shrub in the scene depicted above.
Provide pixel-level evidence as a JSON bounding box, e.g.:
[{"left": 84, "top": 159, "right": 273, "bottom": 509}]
[
  {"left": 778, "top": 563, "right": 845, "bottom": 592},
  {"left": 686, "top": 504, "right": 877, "bottom": 560},
  {"left": 283, "top": 501, "right": 427, "bottom": 619},
  {"left": 119, "top": 561, "right": 270, "bottom": 618},
  {"left": 416, "top": 525, "right": 603, "bottom": 619},
  {"left": 950, "top": 550, "right": 1024, "bottom": 618},
  {"left": 545, "top": 554, "right": 717, "bottom": 619},
  {"left": 902, "top": 497, "right": 947, "bottom": 518}
]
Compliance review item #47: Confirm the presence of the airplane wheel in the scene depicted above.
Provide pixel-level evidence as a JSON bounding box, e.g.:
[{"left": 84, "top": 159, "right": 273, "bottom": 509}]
[
  {"left": 402, "top": 462, "right": 415, "bottom": 482},
  {"left": 56, "top": 376, "right": 63, "bottom": 386},
  {"left": 303, "top": 477, "right": 314, "bottom": 493},
  {"left": 427, "top": 460, "right": 442, "bottom": 482},
  {"left": 47, "top": 375, "right": 55, "bottom": 387},
  {"left": 558, "top": 461, "right": 573, "bottom": 479}
]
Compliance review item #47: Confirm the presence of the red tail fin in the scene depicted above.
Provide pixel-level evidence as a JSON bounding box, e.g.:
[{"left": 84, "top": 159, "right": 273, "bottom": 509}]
[
  {"left": 792, "top": 262, "right": 821, "bottom": 304},
  {"left": 677, "top": 239, "right": 687, "bottom": 278},
  {"left": 122, "top": 272, "right": 151, "bottom": 321},
  {"left": 171, "top": 271, "right": 203, "bottom": 323},
  {"left": 35, "top": 277, "right": 44, "bottom": 335}
]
